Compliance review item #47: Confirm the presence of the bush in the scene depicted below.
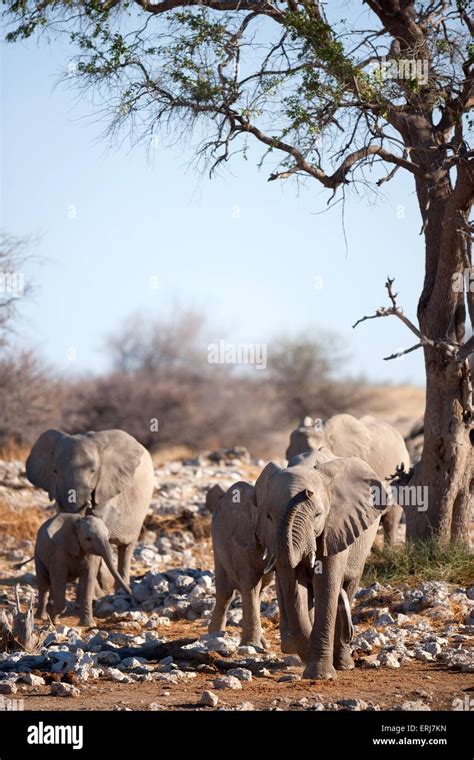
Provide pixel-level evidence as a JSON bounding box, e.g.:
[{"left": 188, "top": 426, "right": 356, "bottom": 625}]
[
  {"left": 363, "top": 539, "right": 474, "bottom": 587},
  {"left": 0, "top": 351, "right": 63, "bottom": 453}
]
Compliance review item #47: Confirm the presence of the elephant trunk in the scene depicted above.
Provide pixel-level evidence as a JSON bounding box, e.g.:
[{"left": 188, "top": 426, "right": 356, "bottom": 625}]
[
  {"left": 276, "top": 567, "right": 312, "bottom": 661},
  {"left": 57, "top": 482, "right": 92, "bottom": 513},
  {"left": 278, "top": 494, "right": 317, "bottom": 569},
  {"left": 100, "top": 542, "right": 132, "bottom": 596}
]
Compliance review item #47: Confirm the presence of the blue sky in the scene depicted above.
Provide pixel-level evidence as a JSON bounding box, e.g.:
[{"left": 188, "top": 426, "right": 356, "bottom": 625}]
[{"left": 1, "top": 29, "right": 426, "bottom": 385}]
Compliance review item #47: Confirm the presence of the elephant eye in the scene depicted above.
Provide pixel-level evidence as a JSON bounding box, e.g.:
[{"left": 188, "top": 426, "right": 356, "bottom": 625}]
[{"left": 267, "top": 514, "right": 273, "bottom": 522}]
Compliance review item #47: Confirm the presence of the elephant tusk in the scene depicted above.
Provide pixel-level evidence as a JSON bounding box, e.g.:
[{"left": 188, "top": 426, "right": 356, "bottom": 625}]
[
  {"left": 309, "top": 551, "right": 316, "bottom": 569},
  {"left": 262, "top": 549, "right": 268, "bottom": 561},
  {"left": 263, "top": 555, "right": 276, "bottom": 574},
  {"left": 339, "top": 588, "right": 354, "bottom": 643}
]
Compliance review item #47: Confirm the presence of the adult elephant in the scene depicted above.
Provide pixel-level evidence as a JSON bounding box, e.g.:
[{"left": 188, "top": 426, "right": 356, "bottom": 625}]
[
  {"left": 286, "top": 414, "right": 410, "bottom": 543},
  {"left": 26, "top": 428, "right": 155, "bottom": 625},
  {"left": 253, "top": 449, "right": 388, "bottom": 680}
]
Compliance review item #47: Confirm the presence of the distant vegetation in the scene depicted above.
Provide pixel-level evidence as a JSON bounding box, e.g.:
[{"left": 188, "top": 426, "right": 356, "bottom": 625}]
[{"left": 0, "top": 256, "right": 366, "bottom": 457}]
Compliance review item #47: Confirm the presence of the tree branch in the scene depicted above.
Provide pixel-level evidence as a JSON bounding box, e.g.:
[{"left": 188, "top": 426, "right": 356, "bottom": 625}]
[{"left": 353, "top": 277, "right": 460, "bottom": 361}]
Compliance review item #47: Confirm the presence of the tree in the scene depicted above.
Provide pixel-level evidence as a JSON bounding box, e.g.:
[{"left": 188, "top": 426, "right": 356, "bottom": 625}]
[
  {"left": 268, "top": 332, "right": 364, "bottom": 421},
  {"left": 0, "top": 233, "right": 31, "bottom": 348},
  {"left": 4, "top": 0, "right": 473, "bottom": 542}
]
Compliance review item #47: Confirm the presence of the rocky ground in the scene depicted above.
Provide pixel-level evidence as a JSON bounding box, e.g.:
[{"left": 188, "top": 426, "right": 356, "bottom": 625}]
[{"left": 0, "top": 451, "right": 473, "bottom": 712}]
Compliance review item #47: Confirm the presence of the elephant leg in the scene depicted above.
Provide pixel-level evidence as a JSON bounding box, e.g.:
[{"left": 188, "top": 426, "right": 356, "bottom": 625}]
[
  {"left": 276, "top": 568, "right": 312, "bottom": 659},
  {"left": 382, "top": 503, "right": 403, "bottom": 544},
  {"left": 303, "top": 554, "right": 346, "bottom": 680},
  {"left": 79, "top": 554, "right": 101, "bottom": 627},
  {"left": 117, "top": 543, "right": 133, "bottom": 587},
  {"left": 46, "top": 563, "right": 68, "bottom": 622},
  {"left": 35, "top": 560, "right": 49, "bottom": 619},
  {"left": 36, "top": 587, "right": 49, "bottom": 620},
  {"left": 77, "top": 570, "right": 87, "bottom": 611},
  {"left": 208, "top": 560, "right": 234, "bottom": 634},
  {"left": 240, "top": 583, "right": 266, "bottom": 649},
  {"left": 333, "top": 578, "right": 358, "bottom": 670},
  {"left": 96, "top": 559, "right": 115, "bottom": 596},
  {"left": 276, "top": 573, "right": 296, "bottom": 654}
]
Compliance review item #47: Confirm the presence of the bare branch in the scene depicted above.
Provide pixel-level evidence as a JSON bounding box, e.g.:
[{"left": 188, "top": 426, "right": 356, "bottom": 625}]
[
  {"left": 353, "top": 277, "right": 460, "bottom": 359},
  {"left": 383, "top": 343, "right": 423, "bottom": 361}
]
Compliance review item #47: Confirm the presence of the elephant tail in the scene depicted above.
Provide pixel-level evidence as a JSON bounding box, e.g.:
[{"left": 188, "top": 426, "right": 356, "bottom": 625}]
[
  {"left": 12, "top": 556, "right": 34, "bottom": 570},
  {"left": 338, "top": 588, "right": 354, "bottom": 643}
]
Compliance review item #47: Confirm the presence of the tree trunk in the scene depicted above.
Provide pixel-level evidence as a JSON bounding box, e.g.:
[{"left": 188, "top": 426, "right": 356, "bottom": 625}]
[
  {"left": 405, "top": 349, "right": 472, "bottom": 543},
  {"left": 405, "top": 159, "right": 473, "bottom": 543}
]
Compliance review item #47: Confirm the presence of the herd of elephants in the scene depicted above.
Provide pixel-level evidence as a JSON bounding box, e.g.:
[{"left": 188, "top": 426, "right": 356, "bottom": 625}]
[{"left": 25, "top": 414, "right": 411, "bottom": 680}]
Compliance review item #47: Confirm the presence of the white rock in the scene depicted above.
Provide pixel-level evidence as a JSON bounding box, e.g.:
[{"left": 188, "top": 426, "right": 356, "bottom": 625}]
[
  {"left": 377, "top": 652, "right": 400, "bottom": 668},
  {"left": 198, "top": 575, "right": 213, "bottom": 590},
  {"left": 213, "top": 676, "right": 242, "bottom": 690},
  {"left": 227, "top": 668, "right": 252, "bottom": 682},
  {"left": 19, "top": 674, "right": 45, "bottom": 686},
  {"left": 399, "top": 700, "right": 431, "bottom": 711},
  {"left": 97, "top": 651, "right": 121, "bottom": 666},
  {"left": 101, "top": 667, "right": 132, "bottom": 683},
  {"left": 422, "top": 641, "right": 442, "bottom": 656},
  {"left": 337, "top": 698, "right": 368, "bottom": 711},
  {"left": 120, "top": 657, "right": 148, "bottom": 669},
  {"left": 48, "top": 650, "right": 77, "bottom": 673},
  {"left": 415, "top": 648, "right": 434, "bottom": 662},
  {"left": 199, "top": 690, "right": 219, "bottom": 707},
  {"left": 396, "top": 613, "right": 410, "bottom": 625},
  {"left": 51, "top": 682, "right": 80, "bottom": 698},
  {"left": 238, "top": 646, "right": 257, "bottom": 656}
]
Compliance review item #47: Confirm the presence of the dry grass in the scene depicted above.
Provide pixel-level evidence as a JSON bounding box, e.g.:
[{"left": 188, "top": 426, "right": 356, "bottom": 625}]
[
  {"left": 0, "top": 499, "right": 47, "bottom": 542},
  {"left": 363, "top": 539, "right": 474, "bottom": 587},
  {"left": 359, "top": 385, "right": 425, "bottom": 437},
  {"left": 0, "top": 442, "right": 29, "bottom": 463},
  {"left": 150, "top": 445, "right": 196, "bottom": 466}
]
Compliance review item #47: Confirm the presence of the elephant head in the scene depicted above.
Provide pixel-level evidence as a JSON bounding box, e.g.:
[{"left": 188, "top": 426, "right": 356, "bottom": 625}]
[
  {"left": 69, "top": 516, "right": 132, "bottom": 596},
  {"left": 253, "top": 451, "right": 387, "bottom": 656},
  {"left": 26, "top": 429, "right": 143, "bottom": 513},
  {"left": 286, "top": 414, "right": 372, "bottom": 463}
]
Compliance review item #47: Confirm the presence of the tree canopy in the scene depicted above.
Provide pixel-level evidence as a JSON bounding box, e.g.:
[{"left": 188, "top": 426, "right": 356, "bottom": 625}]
[{"left": 4, "top": 1, "right": 472, "bottom": 193}]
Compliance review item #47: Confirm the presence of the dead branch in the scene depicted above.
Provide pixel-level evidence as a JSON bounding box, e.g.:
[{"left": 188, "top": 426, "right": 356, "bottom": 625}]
[{"left": 353, "top": 277, "right": 459, "bottom": 360}]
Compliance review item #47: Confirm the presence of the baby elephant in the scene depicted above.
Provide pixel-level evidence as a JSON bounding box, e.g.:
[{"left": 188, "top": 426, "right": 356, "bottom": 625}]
[
  {"left": 206, "top": 481, "right": 273, "bottom": 650},
  {"left": 35, "top": 513, "right": 132, "bottom": 624}
]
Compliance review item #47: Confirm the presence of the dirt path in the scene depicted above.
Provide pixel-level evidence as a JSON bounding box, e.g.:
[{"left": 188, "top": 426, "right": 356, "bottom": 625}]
[{"left": 5, "top": 616, "right": 473, "bottom": 712}]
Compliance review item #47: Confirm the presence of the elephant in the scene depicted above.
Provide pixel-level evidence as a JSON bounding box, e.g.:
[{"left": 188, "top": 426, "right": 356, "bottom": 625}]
[
  {"left": 35, "top": 513, "right": 132, "bottom": 623},
  {"left": 253, "top": 449, "right": 389, "bottom": 680},
  {"left": 285, "top": 414, "right": 410, "bottom": 543},
  {"left": 206, "top": 482, "right": 273, "bottom": 650},
  {"left": 26, "top": 428, "right": 155, "bottom": 625}
]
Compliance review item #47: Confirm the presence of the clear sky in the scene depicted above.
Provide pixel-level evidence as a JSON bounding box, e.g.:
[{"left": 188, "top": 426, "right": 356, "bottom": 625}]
[{"left": 1, "top": 27, "right": 426, "bottom": 385}]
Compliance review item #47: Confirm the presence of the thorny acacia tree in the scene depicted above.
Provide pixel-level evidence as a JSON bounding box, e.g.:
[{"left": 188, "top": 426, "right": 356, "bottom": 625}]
[{"left": 3, "top": 0, "right": 473, "bottom": 542}]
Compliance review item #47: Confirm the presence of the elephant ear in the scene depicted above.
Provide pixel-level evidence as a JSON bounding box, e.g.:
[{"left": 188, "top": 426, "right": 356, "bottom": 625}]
[
  {"left": 224, "top": 482, "right": 258, "bottom": 551},
  {"left": 253, "top": 461, "right": 282, "bottom": 508},
  {"left": 26, "top": 429, "right": 67, "bottom": 499},
  {"left": 89, "top": 430, "right": 144, "bottom": 504},
  {"left": 317, "top": 456, "right": 388, "bottom": 556},
  {"left": 324, "top": 414, "right": 371, "bottom": 460},
  {"left": 47, "top": 515, "right": 81, "bottom": 556},
  {"left": 206, "top": 483, "right": 226, "bottom": 513}
]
